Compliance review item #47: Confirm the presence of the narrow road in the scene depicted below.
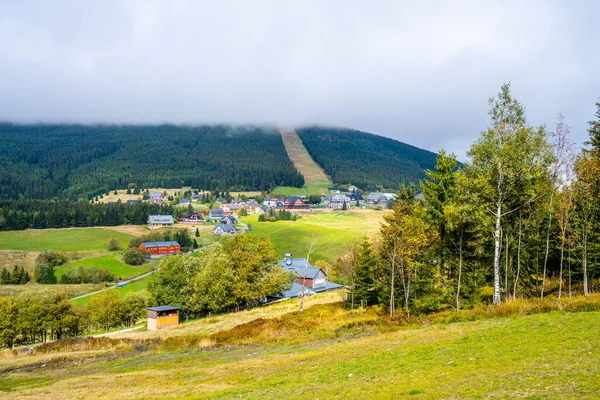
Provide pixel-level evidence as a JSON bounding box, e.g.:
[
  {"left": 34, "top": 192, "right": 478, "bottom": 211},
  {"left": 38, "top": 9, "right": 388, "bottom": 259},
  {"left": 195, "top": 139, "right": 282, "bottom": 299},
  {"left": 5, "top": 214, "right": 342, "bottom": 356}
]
[{"left": 69, "top": 269, "right": 157, "bottom": 301}]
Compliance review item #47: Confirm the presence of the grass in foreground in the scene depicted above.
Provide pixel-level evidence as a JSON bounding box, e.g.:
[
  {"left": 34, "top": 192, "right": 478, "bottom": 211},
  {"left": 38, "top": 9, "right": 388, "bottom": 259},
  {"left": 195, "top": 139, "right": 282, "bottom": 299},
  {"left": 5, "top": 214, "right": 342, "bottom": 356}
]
[
  {"left": 0, "top": 228, "right": 135, "bottom": 252},
  {"left": 2, "top": 297, "right": 600, "bottom": 399}
]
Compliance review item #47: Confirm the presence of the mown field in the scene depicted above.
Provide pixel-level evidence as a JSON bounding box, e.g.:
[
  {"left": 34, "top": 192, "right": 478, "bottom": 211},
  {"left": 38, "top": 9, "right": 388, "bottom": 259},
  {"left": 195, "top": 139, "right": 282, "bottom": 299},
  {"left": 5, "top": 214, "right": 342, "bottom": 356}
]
[
  {"left": 1, "top": 303, "right": 599, "bottom": 399},
  {"left": 243, "top": 209, "right": 389, "bottom": 262},
  {"left": 55, "top": 255, "right": 154, "bottom": 280},
  {"left": 0, "top": 227, "right": 135, "bottom": 252}
]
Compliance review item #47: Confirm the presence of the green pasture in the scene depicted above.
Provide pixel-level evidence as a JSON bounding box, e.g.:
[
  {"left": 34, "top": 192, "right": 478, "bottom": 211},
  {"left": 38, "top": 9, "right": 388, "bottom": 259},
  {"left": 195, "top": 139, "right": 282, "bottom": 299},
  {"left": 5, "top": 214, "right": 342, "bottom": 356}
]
[
  {"left": 0, "top": 228, "right": 134, "bottom": 252},
  {"left": 54, "top": 255, "right": 155, "bottom": 280},
  {"left": 243, "top": 212, "right": 379, "bottom": 262}
]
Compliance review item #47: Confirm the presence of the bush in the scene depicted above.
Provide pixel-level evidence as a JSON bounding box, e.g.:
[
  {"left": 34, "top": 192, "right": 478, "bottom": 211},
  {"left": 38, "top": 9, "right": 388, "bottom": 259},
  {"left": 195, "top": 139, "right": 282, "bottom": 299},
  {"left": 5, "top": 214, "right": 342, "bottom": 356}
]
[
  {"left": 107, "top": 238, "right": 122, "bottom": 251},
  {"left": 123, "top": 247, "right": 148, "bottom": 265}
]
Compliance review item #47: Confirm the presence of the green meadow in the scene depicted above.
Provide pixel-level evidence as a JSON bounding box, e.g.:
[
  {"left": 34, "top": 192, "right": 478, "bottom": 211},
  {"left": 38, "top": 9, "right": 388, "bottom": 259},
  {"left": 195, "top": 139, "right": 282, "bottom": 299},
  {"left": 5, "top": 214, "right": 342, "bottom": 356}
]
[
  {"left": 243, "top": 209, "right": 387, "bottom": 262},
  {"left": 0, "top": 228, "right": 134, "bottom": 252},
  {"left": 54, "top": 255, "right": 154, "bottom": 280},
  {"left": 71, "top": 274, "right": 155, "bottom": 307}
]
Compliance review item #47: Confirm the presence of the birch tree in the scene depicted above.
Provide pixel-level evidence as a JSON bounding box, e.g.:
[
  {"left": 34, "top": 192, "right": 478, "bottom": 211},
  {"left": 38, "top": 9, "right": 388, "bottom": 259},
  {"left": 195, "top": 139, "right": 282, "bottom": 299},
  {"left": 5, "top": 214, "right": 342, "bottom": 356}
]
[{"left": 467, "top": 83, "right": 553, "bottom": 305}]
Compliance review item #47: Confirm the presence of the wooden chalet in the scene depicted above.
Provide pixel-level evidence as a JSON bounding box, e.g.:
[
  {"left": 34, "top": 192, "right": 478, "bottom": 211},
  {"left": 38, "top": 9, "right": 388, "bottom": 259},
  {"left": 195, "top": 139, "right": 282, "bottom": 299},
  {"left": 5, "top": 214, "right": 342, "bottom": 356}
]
[
  {"left": 284, "top": 196, "right": 309, "bottom": 210},
  {"left": 177, "top": 212, "right": 204, "bottom": 223}
]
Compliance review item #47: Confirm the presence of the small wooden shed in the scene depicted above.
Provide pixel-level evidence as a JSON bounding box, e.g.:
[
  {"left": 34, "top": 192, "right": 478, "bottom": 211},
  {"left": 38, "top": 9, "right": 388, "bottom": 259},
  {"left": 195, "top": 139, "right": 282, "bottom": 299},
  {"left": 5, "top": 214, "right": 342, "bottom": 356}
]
[{"left": 147, "top": 305, "right": 180, "bottom": 331}]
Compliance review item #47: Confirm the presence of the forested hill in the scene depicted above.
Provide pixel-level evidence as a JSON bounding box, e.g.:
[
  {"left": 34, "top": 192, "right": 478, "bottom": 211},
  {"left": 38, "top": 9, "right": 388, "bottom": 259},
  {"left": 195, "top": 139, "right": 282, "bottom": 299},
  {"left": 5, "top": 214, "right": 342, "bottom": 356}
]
[
  {"left": 0, "top": 124, "right": 304, "bottom": 200},
  {"left": 296, "top": 127, "right": 438, "bottom": 190}
]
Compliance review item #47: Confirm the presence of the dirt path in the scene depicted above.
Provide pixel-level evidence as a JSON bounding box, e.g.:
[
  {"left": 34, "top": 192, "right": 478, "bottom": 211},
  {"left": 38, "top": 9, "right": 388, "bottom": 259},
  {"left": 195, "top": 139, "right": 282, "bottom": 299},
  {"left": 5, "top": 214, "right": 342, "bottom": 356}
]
[{"left": 280, "top": 129, "right": 332, "bottom": 192}]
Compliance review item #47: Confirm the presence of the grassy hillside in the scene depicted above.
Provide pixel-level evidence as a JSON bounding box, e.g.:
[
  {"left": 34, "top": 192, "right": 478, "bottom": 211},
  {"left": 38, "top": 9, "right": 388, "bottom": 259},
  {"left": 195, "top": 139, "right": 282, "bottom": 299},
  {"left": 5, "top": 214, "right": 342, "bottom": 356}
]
[
  {"left": 54, "top": 255, "right": 154, "bottom": 280},
  {"left": 297, "top": 126, "right": 438, "bottom": 190},
  {"left": 0, "top": 227, "right": 134, "bottom": 252},
  {"left": 242, "top": 209, "right": 388, "bottom": 262},
  {"left": 0, "top": 124, "right": 303, "bottom": 200},
  {"left": 2, "top": 302, "right": 599, "bottom": 398},
  {"left": 276, "top": 129, "right": 332, "bottom": 195}
]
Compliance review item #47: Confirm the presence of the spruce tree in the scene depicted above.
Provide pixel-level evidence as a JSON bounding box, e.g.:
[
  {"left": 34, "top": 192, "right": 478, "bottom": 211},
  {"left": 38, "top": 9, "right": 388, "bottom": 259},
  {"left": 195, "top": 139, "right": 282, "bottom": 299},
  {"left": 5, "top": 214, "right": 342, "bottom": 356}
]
[
  {"left": 0, "top": 267, "right": 9, "bottom": 285},
  {"left": 195, "top": 228, "right": 200, "bottom": 237},
  {"left": 586, "top": 100, "right": 600, "bottom": 150},
  {"left": 353, "top": 237, "right": 377, "bottom": 307},
  {"left": 420, "top": 150, "right": 458, "bottom": 278}
]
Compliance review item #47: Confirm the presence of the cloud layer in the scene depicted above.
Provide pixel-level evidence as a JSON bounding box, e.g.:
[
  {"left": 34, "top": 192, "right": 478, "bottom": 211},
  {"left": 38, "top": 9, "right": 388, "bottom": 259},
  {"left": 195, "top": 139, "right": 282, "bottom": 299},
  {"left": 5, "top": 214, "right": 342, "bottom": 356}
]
[{"left": 1, "top": 1, "right": 599, "bottom": 158}]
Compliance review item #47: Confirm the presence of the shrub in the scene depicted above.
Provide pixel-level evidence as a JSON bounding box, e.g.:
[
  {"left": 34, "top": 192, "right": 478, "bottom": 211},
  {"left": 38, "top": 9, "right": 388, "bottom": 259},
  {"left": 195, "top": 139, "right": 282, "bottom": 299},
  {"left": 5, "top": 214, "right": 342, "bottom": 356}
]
[
  {"left": 123, "top": 247, "right": 148, "bottom": 265},
  {"left": 107, "top": 238, "right": 122, "bottom": 251}
]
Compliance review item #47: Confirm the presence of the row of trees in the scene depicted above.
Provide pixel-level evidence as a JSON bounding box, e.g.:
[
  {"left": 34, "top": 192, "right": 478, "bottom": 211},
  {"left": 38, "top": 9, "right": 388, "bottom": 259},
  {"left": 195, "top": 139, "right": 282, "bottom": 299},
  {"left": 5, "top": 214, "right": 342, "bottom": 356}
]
[
  {"left": 0, "top": 266, "right": 30, "bottom": 285},
  {"left": 148, "top": 235, "right": 295, "bottom": 317},
  {"left": 0, "top": 291, "right": 147, "bottom": 348},
  {"left": 257, "top": 209, "right": 297, "bottom": 222},
  {"left": 338, "top": 85, "right": 600, "bottom": 315},
  {"left": 0, "top": 200, "right": 178, "bottom": 231},
  {"left": 59, "top": 266, "right": 115, "bottom": 284}
]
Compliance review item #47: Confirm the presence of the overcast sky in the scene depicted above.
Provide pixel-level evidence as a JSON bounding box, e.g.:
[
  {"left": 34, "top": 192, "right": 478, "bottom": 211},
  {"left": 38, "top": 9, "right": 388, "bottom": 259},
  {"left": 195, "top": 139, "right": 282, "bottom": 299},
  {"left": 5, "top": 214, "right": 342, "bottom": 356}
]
[{"left": 1, "top": 1, "right": 599, "bottom": 158}]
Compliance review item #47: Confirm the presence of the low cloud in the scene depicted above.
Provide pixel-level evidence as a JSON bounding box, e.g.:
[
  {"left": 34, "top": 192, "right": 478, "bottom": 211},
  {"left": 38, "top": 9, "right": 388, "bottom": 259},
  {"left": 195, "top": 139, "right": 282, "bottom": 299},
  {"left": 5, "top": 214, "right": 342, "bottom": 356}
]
[{"left": 0, "top": 1, "right": 598, "bottom": 158}]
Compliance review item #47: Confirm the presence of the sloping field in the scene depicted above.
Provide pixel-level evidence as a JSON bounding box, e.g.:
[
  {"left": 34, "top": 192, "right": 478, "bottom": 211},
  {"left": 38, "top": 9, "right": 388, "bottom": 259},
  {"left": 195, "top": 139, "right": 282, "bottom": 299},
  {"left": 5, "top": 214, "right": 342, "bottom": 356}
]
[
  {"left": 277, "top": 129, "right": 332, "bottom": 195},
  {"left": 55, "top": 255, "right": 154, "bottom": 280},
  {"left": 2, "top": 310, "right": 599, "bottom": 399},
  {"left": 0, "top": 227, "right": 135, "bottom": 252},
  {"left": 243, "top": 209, "right": 387, "bottom": 262}
]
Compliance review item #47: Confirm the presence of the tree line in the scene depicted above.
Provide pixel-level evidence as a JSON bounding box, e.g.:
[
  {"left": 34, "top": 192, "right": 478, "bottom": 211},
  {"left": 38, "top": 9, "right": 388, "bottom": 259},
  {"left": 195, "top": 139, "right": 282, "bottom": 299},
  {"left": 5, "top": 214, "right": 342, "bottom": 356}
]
[
  {"left": 0, "top": 266, "right": 30, "bottom": 285},
  {"left": 0, "top": 124, "right": 304, "bottom": 201},
  {"left": 336, "top": 85, "right": 600, "bottom": 315},
  {"left": 0, "top": 290, "right": 147, "bottom": 348},
  {"left": 0, "top": 200, "right": 178, "bottom": 231}
]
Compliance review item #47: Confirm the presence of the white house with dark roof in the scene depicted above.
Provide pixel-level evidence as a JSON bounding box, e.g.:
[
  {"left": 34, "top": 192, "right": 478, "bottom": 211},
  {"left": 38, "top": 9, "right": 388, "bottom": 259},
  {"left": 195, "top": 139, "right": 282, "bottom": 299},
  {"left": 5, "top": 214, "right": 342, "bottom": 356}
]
[
  {"left": 148, "top": 215, "right": 174, "bottom": 229},
  {"left": 213, "top": 223, "right": 239, "bottom": 236},
  {"left": 329, "top": 194, "right": 351, "bottom": 209},
  {"left": 366, "top": 192, "right": 389, "bottom": 207}
]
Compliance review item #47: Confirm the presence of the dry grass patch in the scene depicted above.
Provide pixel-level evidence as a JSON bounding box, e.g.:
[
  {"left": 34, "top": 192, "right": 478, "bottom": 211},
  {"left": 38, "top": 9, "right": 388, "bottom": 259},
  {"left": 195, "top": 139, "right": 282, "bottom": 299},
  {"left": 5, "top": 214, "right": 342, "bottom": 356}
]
[
  {"left": 114, "top": 290, "right": 344, "bottom": 340},
  {"left": 0, "top": 251, "right": 39, "bottom": 274}
]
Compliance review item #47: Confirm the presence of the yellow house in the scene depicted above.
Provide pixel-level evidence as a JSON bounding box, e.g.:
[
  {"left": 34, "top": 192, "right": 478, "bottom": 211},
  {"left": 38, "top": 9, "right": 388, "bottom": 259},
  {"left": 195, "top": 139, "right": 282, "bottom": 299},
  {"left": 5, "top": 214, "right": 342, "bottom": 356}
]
[{"left": 147, "top": 305, "right": 180, "bottom": 331}]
